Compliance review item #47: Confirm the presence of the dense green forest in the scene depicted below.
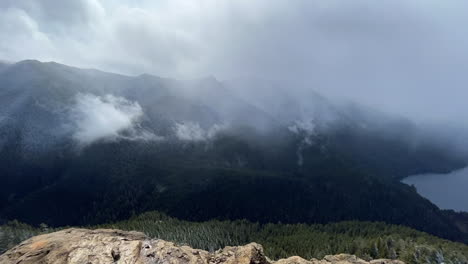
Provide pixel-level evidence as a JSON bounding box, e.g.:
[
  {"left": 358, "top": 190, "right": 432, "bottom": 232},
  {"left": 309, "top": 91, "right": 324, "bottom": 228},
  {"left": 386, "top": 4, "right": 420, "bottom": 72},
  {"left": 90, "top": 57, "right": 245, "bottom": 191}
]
[
  {"left": 1, "top": 136, "right": 467, "bottom": 243},
  {"left": 1, "top": 60, "right": 468, "bottom": 257},
  {"left": 1, "top": 211, "right": 467, "bottom": 264}
]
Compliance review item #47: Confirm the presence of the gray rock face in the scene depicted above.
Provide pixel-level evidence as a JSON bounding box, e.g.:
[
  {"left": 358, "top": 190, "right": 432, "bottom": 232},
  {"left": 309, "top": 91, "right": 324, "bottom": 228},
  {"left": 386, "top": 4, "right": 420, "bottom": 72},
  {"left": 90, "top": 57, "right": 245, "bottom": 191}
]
[{"left": 0, "top": 228, "right": 405, "bottom": 264}]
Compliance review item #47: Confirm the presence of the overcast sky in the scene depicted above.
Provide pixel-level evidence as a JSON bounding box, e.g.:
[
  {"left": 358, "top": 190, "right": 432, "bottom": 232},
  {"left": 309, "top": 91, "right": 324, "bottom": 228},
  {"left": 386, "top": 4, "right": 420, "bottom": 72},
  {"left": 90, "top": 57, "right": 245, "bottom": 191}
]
[{"left": 1, "top": 0, "right": 468, "bottom": 124}]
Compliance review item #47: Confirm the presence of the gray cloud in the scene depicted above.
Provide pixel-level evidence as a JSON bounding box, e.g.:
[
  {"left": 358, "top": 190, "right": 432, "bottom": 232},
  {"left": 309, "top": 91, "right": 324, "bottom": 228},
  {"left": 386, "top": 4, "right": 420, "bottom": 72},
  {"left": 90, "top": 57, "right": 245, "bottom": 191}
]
[
  {"left": 174, "top": 122, "right": 227, "bottom": 141},
  {"left": 1, "top": 0, "right": 468, "bottom": 125},
  {"left": 71, "top": 93, "right": 158, "bottom": 145},
  {"left": 0, "top": 0, "right": 104, "bottom": 34}
]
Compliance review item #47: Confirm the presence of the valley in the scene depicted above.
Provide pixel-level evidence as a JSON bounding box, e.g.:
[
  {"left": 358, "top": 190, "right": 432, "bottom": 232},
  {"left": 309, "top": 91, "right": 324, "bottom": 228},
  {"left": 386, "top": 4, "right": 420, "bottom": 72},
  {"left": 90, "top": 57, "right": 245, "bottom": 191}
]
[
  {"left": 0, "top": 61, "right": 467, "bottom": 245},
  {"left": 2, "top": 2, "right": 468, "bottom": 263}
]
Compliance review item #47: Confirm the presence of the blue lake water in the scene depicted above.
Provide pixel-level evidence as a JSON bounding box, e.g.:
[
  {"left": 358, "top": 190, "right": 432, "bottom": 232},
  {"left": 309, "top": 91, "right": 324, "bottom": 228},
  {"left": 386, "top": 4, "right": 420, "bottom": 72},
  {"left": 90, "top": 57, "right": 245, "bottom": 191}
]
[{"left": 402, "top": 167, "right": 468, "bottom": 212}]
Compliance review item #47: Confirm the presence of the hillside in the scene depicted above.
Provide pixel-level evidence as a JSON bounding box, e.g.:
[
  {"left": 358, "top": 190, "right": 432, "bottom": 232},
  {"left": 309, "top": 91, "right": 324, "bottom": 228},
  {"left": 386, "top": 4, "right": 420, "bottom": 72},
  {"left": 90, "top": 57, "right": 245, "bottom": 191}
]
[
  {"left": 0, "top": 228, "right": 410, "bottom": 264},
  {"left": 0, "top": 60, "right": 467, "bottom": 243},
  {"left": 1, "top": 212, "right": 468, "bottom": 264}
]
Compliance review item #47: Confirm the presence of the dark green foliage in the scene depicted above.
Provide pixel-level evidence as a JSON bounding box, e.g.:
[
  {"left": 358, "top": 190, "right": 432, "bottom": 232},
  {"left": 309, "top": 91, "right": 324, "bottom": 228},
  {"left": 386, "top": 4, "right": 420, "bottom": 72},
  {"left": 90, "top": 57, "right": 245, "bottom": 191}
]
[
  {"left": 0, "top": 136, "right": 466, "bottom": 243},
  {"left": 2, "top": 212, "right": 467, "bottom": 264},
  {"left": 1, "top": 60, "right": 467, "bottom": 247},
  {"left": 0, "top": 220, "right": 45, "bottom": 253},
  {"left": 99, "top": 212, "right": 468, "bottom": 263}
]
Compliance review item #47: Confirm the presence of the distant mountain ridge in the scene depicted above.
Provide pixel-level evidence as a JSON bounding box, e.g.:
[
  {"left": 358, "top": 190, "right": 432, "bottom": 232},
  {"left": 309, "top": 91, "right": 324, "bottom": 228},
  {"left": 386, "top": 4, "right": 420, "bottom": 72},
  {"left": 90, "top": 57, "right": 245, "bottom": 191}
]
[
  {"left": 0, "top": 60, "right": 463, "bottom": 174},
  {"left": 0, "top": 60, "right": 467, "bottom": 243}
]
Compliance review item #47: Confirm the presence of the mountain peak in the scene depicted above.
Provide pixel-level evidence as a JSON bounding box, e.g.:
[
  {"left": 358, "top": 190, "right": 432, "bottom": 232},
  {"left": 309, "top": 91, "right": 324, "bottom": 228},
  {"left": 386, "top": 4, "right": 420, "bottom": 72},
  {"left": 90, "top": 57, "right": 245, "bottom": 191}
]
[
  {"left": 199, "top": 75, "right": 221, "bottom": 86},
  {"left": 16, "top": 59, "right": 42, "bottom": 64},
  {"left": 137, "top": 73, "right": 163, "bottom": 81}
]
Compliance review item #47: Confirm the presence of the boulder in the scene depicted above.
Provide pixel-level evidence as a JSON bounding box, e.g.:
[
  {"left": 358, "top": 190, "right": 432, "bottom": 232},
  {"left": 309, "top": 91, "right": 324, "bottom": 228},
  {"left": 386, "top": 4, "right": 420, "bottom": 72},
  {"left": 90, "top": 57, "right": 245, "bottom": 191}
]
[{"left": 0, "top": 228, "right": 405, "bottom": 264}]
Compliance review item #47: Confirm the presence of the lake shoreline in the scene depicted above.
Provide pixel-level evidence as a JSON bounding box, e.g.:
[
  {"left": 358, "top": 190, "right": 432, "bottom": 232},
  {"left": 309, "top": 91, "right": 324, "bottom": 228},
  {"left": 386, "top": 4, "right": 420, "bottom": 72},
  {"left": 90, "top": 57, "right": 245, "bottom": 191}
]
[{"left": 402, "top": 166, "right": 468, "bottom": 213}]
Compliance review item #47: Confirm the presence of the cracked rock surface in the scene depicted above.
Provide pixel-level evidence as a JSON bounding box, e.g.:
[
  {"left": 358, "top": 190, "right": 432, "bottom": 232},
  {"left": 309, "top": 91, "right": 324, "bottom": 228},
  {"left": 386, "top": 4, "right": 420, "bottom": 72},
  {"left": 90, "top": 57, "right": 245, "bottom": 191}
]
[{"left": 0, "top": 228, "right": 405, "bottom": 264}]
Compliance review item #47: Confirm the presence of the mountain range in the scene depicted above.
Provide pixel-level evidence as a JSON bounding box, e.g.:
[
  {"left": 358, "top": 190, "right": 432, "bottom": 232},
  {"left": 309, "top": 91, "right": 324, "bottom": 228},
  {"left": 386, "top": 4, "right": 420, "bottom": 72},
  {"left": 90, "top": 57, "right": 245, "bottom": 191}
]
[{"left": 0, "top": 60, "right": 467, "bottom": 243}]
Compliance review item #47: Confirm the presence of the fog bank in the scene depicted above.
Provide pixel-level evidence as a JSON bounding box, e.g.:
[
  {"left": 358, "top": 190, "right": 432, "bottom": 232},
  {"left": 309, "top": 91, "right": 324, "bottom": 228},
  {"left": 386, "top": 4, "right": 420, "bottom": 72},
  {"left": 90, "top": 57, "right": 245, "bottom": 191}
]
[{"left": 1, "top": 1, "right": 468, "bottom": 127}]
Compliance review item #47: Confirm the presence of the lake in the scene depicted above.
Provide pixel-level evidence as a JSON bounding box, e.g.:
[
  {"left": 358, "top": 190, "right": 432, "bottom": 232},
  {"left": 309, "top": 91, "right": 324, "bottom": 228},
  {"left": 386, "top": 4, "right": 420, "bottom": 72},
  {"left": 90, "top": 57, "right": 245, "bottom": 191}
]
[{"left": 402, "top": 166, "right": 468, "bottom": 212}]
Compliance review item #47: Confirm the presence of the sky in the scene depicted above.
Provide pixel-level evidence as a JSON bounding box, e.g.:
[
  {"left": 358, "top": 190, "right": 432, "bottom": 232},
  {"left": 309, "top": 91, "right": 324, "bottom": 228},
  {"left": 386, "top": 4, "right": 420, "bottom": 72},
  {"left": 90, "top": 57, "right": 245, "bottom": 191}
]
[{"left": 1, "top": 0, "right": 468, "bottom": 124}]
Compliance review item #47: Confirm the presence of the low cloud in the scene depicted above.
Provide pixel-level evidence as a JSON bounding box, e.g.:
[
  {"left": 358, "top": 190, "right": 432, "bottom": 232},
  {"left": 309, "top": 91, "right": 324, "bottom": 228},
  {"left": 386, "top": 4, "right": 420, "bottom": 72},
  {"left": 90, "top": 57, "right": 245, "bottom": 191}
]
[
  {"left": 2, "top": 1, "right": 468, "bottom": 126},
  {"left": 70, "top": 93, "right": 158, "bottom": 145},
  {"left": 288, "top": 119, "right": 318, "bottom": 136},
  {"left": 288, "top": 119, "right": 319, "bottom": 166},
  {"left": 174, "top": 122, "right": 226, "bottom": 141}
]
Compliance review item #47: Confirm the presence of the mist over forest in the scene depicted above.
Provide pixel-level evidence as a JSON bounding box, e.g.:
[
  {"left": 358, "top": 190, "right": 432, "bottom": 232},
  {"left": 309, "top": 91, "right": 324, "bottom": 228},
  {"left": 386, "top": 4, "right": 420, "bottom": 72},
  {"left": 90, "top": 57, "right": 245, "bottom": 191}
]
[{"left": 1, "top": 1, "right": 468, "bottom": 263}]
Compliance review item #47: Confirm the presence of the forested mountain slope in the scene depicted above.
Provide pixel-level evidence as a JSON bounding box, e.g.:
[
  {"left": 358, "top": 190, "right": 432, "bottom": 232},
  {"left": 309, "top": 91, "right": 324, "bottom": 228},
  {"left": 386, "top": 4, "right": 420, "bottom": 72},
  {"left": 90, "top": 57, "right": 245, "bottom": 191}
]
[
  {"left": 0, "top": 60, "right": 466, "bottom": 243},
  {"left": 1, "top": 212, "right": 468, "bottom": 264}
]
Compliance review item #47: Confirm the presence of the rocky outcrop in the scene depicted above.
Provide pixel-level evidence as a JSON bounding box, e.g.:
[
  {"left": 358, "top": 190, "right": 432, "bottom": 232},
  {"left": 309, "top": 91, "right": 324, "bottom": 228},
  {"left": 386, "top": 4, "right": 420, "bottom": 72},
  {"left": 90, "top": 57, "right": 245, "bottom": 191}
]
[{"left": 0, "top": 228, "right": 405, "bottom": 264}]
